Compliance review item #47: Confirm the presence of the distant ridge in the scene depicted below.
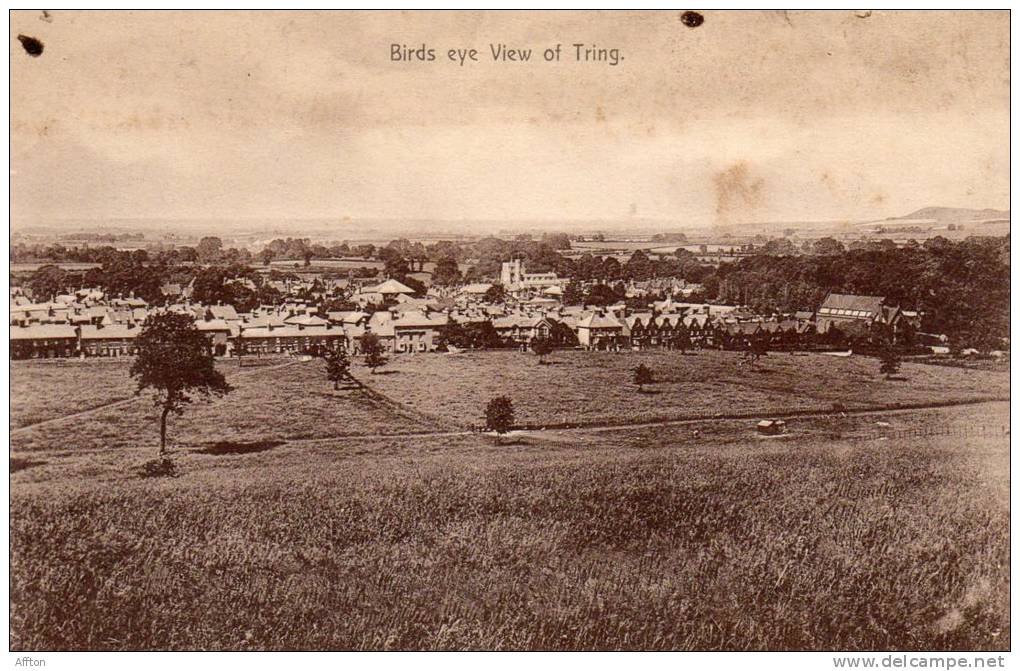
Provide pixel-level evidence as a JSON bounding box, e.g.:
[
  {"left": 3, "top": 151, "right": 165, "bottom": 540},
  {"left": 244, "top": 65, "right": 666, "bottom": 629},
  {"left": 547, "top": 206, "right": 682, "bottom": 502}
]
[{"left": 890, "top": 206, "right": 1009, "bottom": 222}]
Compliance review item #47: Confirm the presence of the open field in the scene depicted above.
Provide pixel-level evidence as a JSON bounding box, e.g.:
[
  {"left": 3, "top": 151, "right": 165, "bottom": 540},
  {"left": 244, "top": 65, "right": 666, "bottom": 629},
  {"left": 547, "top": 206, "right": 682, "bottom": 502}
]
[
  {"left": 266, "top": 258, "right": 384, "bottom": 271},
  {"left": 9, "top": 353, "right": 1010, "bottom": 650},
  {"left": 10, "top": 358, "right": 446, "bottom": 454},
  {"left": 356, "top": 349, "right": 1011, "bottom": 429},
  {"left": 10, "top": 399, "right": 1010, "bottom": 650}
]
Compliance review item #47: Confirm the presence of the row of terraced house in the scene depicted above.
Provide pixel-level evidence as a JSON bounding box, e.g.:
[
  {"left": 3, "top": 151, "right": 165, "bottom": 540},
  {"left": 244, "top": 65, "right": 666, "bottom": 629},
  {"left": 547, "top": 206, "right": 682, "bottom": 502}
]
[{"left": 10, "top": 280, "right": 915, "bottom": 360}]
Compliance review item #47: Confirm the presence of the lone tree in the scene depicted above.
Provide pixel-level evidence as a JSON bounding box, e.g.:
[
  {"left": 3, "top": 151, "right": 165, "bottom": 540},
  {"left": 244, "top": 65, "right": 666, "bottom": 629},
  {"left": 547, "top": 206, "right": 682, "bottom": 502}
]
[
  {"left": 879, "top": 341, "right": 902, "bottom": 380},
  {"left": 361, "top": 332, "right": 388, "bottom": 374},
  {"left": 324, "top": 347, "right": 351, "bottom": 390},
  {"left": 531, "top": 336, "right": 555, "bottom": 364},
  {"left": 130, "top": 312, "right": 233, "bottom": 456},
  {"left": 675, "top": 323, "right": 692, "bottom": 354},
  {"left": 633, "top": 363, "right": 654, "bottom": 392},
  {"left": 485, "top": 396, "right": 515, "bottom": 444}
]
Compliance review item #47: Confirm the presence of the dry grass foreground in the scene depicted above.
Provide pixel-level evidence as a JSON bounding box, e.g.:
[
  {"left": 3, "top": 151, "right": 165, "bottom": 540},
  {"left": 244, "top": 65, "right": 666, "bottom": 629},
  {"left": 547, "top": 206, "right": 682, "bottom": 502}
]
[{"left": 8, "top": 353, "right": 1009, "bottom": 650}]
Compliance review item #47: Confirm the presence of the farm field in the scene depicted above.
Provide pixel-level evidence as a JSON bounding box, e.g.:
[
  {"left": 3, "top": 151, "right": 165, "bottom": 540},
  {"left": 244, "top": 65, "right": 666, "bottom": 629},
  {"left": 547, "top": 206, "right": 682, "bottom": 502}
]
[
  {"left": 9, "top": 352, "right": 1010, "bottom": 650},
  {"left": 10, "top": 357, "right": 446, "bottom": 455},
  {"left": 10, "top": 400, "right": 1009, "bottom": 650},
  {"left": 356, "top": 349, "right": 1011, "bottom": 429}
]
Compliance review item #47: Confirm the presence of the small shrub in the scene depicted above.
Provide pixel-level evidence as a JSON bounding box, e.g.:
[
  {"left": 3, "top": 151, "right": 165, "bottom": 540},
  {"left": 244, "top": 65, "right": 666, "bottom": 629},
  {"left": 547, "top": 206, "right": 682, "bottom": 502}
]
[{"left": 139, "top": 457, "right": 178, "bottom": 479}]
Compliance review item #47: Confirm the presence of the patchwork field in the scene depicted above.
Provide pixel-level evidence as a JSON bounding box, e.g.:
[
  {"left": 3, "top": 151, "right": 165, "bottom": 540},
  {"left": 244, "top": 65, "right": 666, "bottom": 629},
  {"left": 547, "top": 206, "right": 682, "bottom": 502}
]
[
  {"left": 354, "top": 349, "right": 1011, "bottom": 429},
  {"left": 8, "top": 352, "right": 1010, "bottom": 650}
]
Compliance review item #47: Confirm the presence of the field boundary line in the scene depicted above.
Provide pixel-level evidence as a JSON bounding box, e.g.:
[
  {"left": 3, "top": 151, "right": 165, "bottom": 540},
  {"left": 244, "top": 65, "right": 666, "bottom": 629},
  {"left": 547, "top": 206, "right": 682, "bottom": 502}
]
[
  {"left": 10, "top": 358, "right": 301, "bottom": 435},
  {"left": 346, "top": 371, "right": 468, "bottom": 432},
  {"left": 507, "top": 397, "right": 1010, "bottom": 434}
]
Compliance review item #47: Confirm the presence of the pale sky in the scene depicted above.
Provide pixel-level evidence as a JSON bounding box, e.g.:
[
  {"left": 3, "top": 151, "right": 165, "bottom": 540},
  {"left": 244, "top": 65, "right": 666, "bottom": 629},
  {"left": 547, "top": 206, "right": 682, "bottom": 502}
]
[{"left": 9, "top": 10, "right": 1010, "bottom": 229}]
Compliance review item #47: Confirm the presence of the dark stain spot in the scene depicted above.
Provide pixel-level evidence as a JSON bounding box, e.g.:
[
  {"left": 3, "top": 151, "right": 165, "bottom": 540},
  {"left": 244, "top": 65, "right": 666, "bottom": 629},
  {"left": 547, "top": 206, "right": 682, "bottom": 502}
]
[
  {"left": 17, "top": 34, "right": 44, "bottom": 57},
  {"left": 680, "top": 11, "right": 704, "bottom": 28}
]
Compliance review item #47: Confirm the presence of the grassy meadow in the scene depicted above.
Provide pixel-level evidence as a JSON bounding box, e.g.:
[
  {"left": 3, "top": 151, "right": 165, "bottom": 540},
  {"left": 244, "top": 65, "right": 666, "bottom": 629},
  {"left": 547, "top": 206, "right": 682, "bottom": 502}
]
[
  {"left": 9, "top": 353, "right": 1010, "bottom": 650},
  {"left": 355, "top": 349, "right": 1010, "bottom": 429},
  {"left": 10, "top": 357, "right": 445, "bottom": 455}
]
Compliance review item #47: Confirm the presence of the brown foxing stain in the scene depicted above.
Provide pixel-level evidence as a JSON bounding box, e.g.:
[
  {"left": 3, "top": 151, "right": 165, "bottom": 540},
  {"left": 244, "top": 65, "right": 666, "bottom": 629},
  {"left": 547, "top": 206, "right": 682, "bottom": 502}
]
[{"left": 713, "top": 162, "right": 764, "bottom": 221}]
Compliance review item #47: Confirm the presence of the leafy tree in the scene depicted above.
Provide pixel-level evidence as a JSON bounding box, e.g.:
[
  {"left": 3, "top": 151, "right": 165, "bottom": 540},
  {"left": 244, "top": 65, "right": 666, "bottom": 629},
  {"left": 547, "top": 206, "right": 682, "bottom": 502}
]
[
  {"left": 675, "top": 323, "right": 692, "bottom": 353},
  {"left": 130, "top": 312, "right": 233, "bottom": 456},
  {"left": 432, "top": 256, "right": 462, "bottom": 286},
  {"left": 531, "top": 336, "right": 555, "bottom": 364},
  {"left": 563, "top": 280, "right": 584, "bottom": 306},
  {"left": 196, "top": 236, "right": 224, "bottom": 264},
  {"left": 324, "top": 347, "right": 351, "bottom": 390},
  {"left": 548, "top": 319, "right": 579, "bottom": 347},
  {"left": 485, "top": 396, "right": 515, "bottom": 443},
  {"left": 361, "top": 332, "right": 388, "bottom": 374},
  {"left": 879, "top": 343, "right": 901, "bottom": 379},
  {"left": 750, "top": 336, "right": 770, "bottom": 363},
  {"left": 484, "top": 284, "right": 507, "bottom": 304},
  {"left": 584, "top": 283, "right": 619, "bottom": 307},
  {"left": 633, "top": 363, "right": 654, "bottom": 392},
  {"left": 28, "top": 264, "right": 69, "bottom": 301}
]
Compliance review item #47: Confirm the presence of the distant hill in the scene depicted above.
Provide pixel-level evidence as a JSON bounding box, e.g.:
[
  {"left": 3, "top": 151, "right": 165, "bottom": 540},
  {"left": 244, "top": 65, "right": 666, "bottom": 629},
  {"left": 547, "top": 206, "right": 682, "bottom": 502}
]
[{"left": 890, "top": 207, "right": 1009, "bottom": 223}]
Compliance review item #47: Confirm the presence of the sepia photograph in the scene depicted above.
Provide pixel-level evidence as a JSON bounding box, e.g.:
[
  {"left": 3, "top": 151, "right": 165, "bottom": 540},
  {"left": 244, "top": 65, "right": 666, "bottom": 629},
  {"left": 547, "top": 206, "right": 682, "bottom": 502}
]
[{"left": 7, "top": 8, "right": 1011, "bottom": 660}]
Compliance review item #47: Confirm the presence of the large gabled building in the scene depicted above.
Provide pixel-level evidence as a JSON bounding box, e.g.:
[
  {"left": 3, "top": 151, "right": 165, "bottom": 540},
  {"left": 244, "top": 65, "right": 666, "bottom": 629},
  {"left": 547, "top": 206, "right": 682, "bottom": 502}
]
[{"left": 816, "top": 293, "right": 901, "bottom": 335}]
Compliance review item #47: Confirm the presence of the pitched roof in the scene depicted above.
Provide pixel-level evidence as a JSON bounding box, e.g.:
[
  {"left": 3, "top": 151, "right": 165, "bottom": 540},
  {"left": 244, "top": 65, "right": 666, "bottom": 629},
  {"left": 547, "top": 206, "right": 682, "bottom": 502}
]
[
  {"left": 393, "top": 311, "right": 448, "bottom": 328},
  {"left": 577, "top": 313, "right": 624, "bottom": 329},
  {"left": 369, "top": 278, "right": 416, "bottom": 295},
  {"left": 195, "top": 319, "right": 231, "bottom": 331},
  {"left": 79, "top": 324, "right": 140, "bottom": 340},
  {"left": 207, "top": 304, "right": 240, "bottom": 321},
  {"left": 284, "top": 314, "right": 330, "bottom": 327},
  {"left": 818, "top": 293, "right": 886, "bottom": 317},
  {"left": 10, "top": 324, "right": 77, "bottom": 340}
]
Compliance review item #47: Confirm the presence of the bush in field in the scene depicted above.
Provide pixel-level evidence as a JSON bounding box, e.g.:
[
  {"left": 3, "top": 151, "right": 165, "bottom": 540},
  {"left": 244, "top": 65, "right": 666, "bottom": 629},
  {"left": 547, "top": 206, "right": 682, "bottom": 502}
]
[
  {"left": 131, "top": 312, "right": 233, "bottom": 456},
  {"left": 531, "top": 336, "right": 555, "bottom": 364},
  {"left": 880, "top": 344, "right": 902, "bottom": 379},
  {"left": 138, "top": 457, "right": 178, "bottom": 478},
  {"left": 361, "top": 332, "right": 388, "bottom": 374},
  {"left": 324, "top": 347, "right": 351, "bottom": 389},
  {"left": 633, "top": 363, "right": 654, "bottom": 392},
  {"left": 485, "top": 396, "right": 514, "bottom": 442}
]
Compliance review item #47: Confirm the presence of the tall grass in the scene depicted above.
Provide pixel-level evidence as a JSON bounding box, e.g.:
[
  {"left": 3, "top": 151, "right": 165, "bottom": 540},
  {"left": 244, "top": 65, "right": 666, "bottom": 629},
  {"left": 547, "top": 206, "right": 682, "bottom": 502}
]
[{"left": 11, "top": 424, "right": 1008, "bottom": 650}]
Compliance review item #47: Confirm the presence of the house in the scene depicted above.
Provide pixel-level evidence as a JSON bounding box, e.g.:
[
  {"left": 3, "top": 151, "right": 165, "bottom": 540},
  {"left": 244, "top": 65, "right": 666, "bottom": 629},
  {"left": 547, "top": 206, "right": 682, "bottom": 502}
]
[
  {"left": 624, "top": 313, "right": 656, "bottom": 349},
  {"left": 576, "top": 312, "right": 627, "bottom": 350},
  {"left": 238, "top": 322, "right": 345, "bottom": 356},
  {"left": 206, "top": 304, "right": 240, "bottom": 323},
  {"left": 391, "top": 311, "right": 449, "bottom": 353},
  {"left": 195, "top": 319, "right": 233, "bottom": 355},
  {"left": 79, "top": 323, "right": 141, "bottom": 357},
  {"left": 816, "top": 293, "right": 901, "bottom": 335},
  {"left": 492, "top": 314, "right": 553, "bottom": 348},
  {"left": 10, "top": 323, "right": 78, "bottom": 359}
]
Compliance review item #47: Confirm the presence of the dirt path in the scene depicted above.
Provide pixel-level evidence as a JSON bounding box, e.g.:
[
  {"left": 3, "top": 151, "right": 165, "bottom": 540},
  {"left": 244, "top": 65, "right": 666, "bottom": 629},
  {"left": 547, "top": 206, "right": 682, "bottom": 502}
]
[
  {"left": 10, "top": 359, "right": 300, "bottom": 436},
  {"left": 275, "top": 397, "right": 1010, "bottom": 446}
]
